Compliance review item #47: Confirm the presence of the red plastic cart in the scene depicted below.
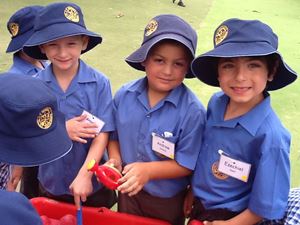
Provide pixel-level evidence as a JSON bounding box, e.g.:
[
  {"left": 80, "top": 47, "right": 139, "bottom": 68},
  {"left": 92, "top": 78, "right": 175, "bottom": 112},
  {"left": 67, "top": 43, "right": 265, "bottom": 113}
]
[{"left": 31, "top": 197, "right": 171, "bottom": 225}]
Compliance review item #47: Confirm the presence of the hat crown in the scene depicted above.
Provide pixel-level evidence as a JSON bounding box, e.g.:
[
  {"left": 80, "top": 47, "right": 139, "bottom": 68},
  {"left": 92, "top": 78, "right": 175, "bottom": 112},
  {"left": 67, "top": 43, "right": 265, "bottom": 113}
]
[
  {"left": 7, "top": 6, "right": 43, "bottom": 37},
  {"left": 142, "top": 14, "right": 197, "bottom": 54},
  {"left": 214, "top": 18, "right": 278, "bottom": 50},
  {"left": 0, "top": 74, "right": 58, "bottom": 138},
  {"left": 34, "top": 2, "right": 86, "bottom": 32}
]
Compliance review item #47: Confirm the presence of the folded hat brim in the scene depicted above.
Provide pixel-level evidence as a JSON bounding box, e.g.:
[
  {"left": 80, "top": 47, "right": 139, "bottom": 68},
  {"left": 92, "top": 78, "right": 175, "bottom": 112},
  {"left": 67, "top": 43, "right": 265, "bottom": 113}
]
[
  {"left": 24, "top": 22, "right": 101, "bottom": 60},
  {"left": 125, "top": 33, "right": 195, "bottom": 78},
  {"left": 6, "top": 29, "right": 35, "bottom": 53},
  {"left": 0, "top": 110, "right": 73, "bottom": 166},
  {"left": 192, "top": 42, "right": 297, "bottom": 90}
]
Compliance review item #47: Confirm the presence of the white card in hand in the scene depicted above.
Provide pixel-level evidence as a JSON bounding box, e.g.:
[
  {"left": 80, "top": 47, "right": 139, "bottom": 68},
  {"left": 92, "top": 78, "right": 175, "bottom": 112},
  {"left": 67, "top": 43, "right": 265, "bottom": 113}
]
[{"left": 81, "top": 110, "right": 105, "bottom": 134}]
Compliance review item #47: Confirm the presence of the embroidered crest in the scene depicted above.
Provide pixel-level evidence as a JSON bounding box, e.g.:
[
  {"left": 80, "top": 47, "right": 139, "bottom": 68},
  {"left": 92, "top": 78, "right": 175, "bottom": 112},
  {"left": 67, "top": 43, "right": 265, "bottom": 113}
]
[
  {"left": 211, "top": 161, "right": 228, "bottom": 180},
  {"left": 37, "top": 107, "right": 53, "bottom": 129},
  {"left": 145, "top": 19, "right": 158, "bottom": 36},
  {"left": 64, "top": 6, "right": 79, "bottom": 22},
  {"left": 9, "top": 23, "right": 19, "bottom": 37},
  {"left": 215, "top": 25, "right": 228, "bottom": 45}
]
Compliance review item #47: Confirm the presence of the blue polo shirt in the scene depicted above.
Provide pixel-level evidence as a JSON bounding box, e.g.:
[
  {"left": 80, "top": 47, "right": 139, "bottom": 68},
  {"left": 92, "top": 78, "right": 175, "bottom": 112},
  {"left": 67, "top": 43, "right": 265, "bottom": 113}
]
[
  {"left": 0, "top": 190, "right": 42, "bottom": 225},
  {"left": 112, "top": 77, "right": 206, "bottom": 198},
  {"left": 192, "top": 92, "right": 290, "bottom": 220},
  {"left": 37, "top": 60, "right": 114, "bottom": 195},
  {"left": 8, "top": 54, "right": 48, "bottom": 76}
]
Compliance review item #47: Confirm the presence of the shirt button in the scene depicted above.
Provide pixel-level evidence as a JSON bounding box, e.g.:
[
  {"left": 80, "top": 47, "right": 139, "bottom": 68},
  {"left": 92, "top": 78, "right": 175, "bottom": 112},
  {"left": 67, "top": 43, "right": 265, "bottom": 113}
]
[{"left": 146, "top": 115, "right": 150, "bottom": 118}]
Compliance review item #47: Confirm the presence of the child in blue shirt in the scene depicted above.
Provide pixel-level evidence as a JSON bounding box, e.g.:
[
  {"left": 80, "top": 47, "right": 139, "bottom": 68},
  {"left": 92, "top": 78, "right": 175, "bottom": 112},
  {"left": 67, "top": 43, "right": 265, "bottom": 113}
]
[
  {"left": 108, "top": 14, "right": 206, "bottom": 225},
  {"left": 2, "top": 5, "right": 48, "bottom": 195},
  {"left": 24, "top": 2, "right": 116, "bottom": 208},
  {"left": 187, "top": 18, "right": 297, "bottom": 225}
]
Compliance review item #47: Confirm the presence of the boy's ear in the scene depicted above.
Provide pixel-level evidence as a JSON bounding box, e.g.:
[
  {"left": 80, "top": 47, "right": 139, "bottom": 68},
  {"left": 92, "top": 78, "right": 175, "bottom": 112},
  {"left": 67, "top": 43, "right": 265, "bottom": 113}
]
[
  {"left": 82, "top": 36, "right": 89, "bottom": 51},
  {"left": 268, "top": 74, "right": 274, "bottom": 82},
  {"left": 268, "top": 59, "right": 280, "bottom": 82},
  {"left": 39, "top": 45, "right": 45, "bottom": 54}
]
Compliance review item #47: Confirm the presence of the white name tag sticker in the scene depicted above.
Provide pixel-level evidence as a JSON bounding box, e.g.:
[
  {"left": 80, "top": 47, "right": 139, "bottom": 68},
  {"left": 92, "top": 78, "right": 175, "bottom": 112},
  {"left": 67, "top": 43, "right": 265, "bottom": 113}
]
[
  {"left": 152, "top": 133, "right": 175, "bottom": 159},
  {"left": 218, "top": 154, "right": 251, "bottom": 182},
  {"left": 81, "top": 110, "right": 105, "bottom": 134}
]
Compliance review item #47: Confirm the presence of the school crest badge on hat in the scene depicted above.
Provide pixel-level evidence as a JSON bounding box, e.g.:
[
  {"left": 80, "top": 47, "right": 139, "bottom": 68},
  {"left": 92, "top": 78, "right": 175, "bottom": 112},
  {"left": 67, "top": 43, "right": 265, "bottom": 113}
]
[
  {"left": 214, "top": 25, "right": 228, "bottom": 45},
  {"left": 37, "top": 107, "right": 53, "bottom": 129},
  {"left": 64, "top": 6, "right": 79, "bottom": 22},
  {"left": 145, "top": 19, "right": 158, "bottom": 36},
  {"left": 8, "top": 22, "right": 19, "bottom": 37}
]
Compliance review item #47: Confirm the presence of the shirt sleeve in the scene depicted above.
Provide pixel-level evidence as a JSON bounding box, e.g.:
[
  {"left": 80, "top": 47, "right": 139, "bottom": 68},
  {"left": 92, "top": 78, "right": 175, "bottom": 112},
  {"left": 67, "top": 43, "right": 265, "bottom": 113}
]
[{"left": 249, "top": 133, "right": 290, "bottom": 219}]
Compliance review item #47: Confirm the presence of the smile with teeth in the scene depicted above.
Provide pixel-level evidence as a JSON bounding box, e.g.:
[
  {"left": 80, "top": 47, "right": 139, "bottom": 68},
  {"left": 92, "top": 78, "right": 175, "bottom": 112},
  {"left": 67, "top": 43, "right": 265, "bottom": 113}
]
[{"left": 232, "top": 86, "right": 251, "bottom": 93}]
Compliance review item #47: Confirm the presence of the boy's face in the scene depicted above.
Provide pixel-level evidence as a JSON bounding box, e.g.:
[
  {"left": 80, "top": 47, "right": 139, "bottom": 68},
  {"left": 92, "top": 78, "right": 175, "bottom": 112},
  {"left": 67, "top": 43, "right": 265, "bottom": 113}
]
[
  {"left": 142, "top": 41, "right": 191, "bottom": 96},
  {"left": 40, "top": 35, "right": 89, "bottom": 73},
  {"left": 217, "top": 56, "right": 274, "bottom": 108}
]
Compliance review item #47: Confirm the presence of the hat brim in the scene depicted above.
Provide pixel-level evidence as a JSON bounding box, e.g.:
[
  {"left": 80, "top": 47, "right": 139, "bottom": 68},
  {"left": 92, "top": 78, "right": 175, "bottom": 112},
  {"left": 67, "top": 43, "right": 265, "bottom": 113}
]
[
  {"left": 0, "top": 110, "right": 72, "bottom": 166},
  {"left": 192, "top": 42, "right": 297, "bottom": 90},
  {"left": 125, "top": 34, "right": 195, "bottom": 78},
  {"left": 24, "top": 23, "right": 102, "bottom": 60},
  {"left": 6, "top": 29, "right": 35, "bottom": 53}
]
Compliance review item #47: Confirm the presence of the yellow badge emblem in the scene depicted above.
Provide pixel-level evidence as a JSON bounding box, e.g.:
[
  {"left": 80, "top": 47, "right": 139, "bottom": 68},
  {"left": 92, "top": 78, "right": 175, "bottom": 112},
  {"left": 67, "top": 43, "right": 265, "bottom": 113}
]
[
  {"left": 215, "top": 25, "right": 228, "bottom": 45},
  {"left": 145, "top": 19, "right": 158, "bottom": 36},
  {"left": 9, "top": 23, "right": 19, "bottom": 37},
  {"left": 64, "top": 6, "right": 79, "bottom": 22},
  {"left": 37, "top": 107, "right": 53, "bottom": 129},
  {"left": 211, "top": 161, "right": 228, "bottom": 180}
]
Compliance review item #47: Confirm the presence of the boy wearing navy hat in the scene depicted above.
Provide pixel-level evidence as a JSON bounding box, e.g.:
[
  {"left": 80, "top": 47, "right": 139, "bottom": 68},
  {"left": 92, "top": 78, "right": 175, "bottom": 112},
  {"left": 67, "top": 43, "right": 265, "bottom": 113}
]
[
  {"left": 24, "top": 2, "right": 116, "bottom": 209},
  {"left": 0, "top": 73, "right": 72, "bottom": 225},
  {"left": 108, "top": 14, "right": 206, "bottom": 225},
  {"left": 2, "top": 5, "right": 49, "bottom": 197},
  {"left": 6, "top": 5, "right": 48, "bottom": 75},
  {"left": 186, "top": 18, "right": 298, "bottom": 224}
]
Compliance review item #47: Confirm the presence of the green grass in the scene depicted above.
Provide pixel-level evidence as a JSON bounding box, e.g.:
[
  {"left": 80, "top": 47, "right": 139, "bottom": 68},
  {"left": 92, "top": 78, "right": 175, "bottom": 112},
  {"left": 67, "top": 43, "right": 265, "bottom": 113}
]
[{"left": 0, "top": 0, "right": 299, "bottom": 187}]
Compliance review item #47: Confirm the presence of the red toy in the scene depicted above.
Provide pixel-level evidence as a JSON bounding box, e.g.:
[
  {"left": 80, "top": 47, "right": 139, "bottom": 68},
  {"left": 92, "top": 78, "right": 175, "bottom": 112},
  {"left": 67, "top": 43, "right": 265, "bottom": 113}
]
[
  {"left": 87, "top": 159, "right": 122, "bottom": 190},
  {"left": 188, "top": 220, "right": 204, "bottom": 225}
]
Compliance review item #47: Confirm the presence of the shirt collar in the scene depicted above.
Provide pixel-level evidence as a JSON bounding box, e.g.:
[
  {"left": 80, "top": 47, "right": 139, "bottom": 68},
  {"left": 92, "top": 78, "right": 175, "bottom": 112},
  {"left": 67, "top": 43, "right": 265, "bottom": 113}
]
[
  {"left": 12, "top": 54, "right": 41, "bottom": 75},
  {"left": 127, "top": 77, "right": 184, "bottom": 107},
  {"left": 211, "top": 92, "right": 272, "bottom": 136},
  {"left": 42, "top": 60, "right": 97, "bottom": 83}
]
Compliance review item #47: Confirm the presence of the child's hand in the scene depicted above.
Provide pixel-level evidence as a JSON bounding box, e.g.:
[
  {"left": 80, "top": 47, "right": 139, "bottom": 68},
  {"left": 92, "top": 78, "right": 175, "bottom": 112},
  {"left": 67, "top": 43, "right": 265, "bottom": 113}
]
[
  {"left": 69, "top": 173, "right": 93, "bottom": 205},
  {"left": 183, "top": 186, "right": 194, "bottom": 218},
  {"left": 66, "top": 115, "right": 98, "bottom": 143},
  {"left": 117, "top": 162, "right": 150, "bottom": 196},
  {"left": 104, "top": 158, "right": 122, "bottom": 172}
]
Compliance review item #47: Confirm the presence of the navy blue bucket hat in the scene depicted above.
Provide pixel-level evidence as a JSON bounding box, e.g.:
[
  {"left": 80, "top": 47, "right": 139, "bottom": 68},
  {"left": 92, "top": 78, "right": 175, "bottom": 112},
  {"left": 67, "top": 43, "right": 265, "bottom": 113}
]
[
  {"left": 126, "top": 14, "right": 197, "bottom": 78},
  {"left": 24, "top": 2, "right": 102, "bottom": 60},
  {"left": 0, "top": 73, "right": 72, "bottom": 166},
  {"left": 191, "top": 18, "right": 297, "bottom": 90},
  {"left": 6, "top": 5, "right": 43, "bottom": 53}
]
